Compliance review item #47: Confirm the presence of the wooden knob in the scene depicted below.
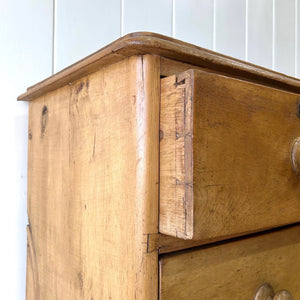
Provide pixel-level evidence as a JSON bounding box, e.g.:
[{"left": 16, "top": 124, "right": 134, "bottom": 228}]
[
  {"left": 291, "top": 137, "right": 300, "bottom": 175},
  {"left": 255, "top": 283, "right": 275, "bottom": 300},
  {"left": 255, "top": 284, "right": 294, "bottom": 300},
  {"left": 274, "top": 290, "right": 294, "bottom": 300}
]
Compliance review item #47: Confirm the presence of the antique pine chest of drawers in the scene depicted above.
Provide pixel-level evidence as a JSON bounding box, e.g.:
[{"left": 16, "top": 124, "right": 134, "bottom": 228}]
[{"left": 19, "top": 32, "right": 300, "bottom": 299}]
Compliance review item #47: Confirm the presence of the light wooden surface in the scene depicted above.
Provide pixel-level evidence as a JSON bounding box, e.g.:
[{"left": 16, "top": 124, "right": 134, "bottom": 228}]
[
  {"left": 26, "top": 225, "right": 37, "bottom": 299},
  {"left": 18, "top": 32, "right": 300, "bottom": 101},
  {"left": 159, "top": 225, "right": 300, "bottom": 299},
  {"left": 160, "top": 72, "right": 194, "bottom": 239},
  {"left": 160, "top": 69, "right": 300, "bottom": 241},
  {"left": 27, "top": 55, "right": 160, "bottom": 299}
]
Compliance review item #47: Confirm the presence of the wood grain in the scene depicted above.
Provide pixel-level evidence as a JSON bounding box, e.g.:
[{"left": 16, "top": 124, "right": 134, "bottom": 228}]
[
  {"left": 159, "top": 225, "right": 300, "bottom": 299},
  {"left": 160, "top": 72, "right": 194, "bottom": 239},
  {"left": 160, "top": 69, "right": 300, "bottom": 241},
  {"left": 18, "top": 32, "right": 300, "bottom": 101},
  {"left": 26, "top": 225, "right": 38, "bottom": 299},
  {"left": 27, "top": 55, "right": 160, "bottom": 299}
]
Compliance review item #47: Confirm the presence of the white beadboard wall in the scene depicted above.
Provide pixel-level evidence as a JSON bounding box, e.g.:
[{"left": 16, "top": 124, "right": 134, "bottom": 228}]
[
  {"left": 54, "top": 0, "right": 300, "bottom": 77},
  {"left": 1, "top": 0, "right": 299, "bottom": 299},
  {"left": 0, "top": 1, "right": 53, "bottom": 299}
]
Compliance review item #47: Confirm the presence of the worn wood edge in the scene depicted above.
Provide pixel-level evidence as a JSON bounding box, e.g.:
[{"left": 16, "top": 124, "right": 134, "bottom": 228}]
[
  {"left": 135, "top": 54, "right": 160, "bottom": 298},
  {"left": 26, "top": 225, "right": 39, "bottom": 298},
  {"left": 159, "top": 75, "right": 187, "bottom": 239},
  {"left": 179, "top": 70, "right": 194, "bottom": 239},
  {"left": 158, "top": 222, "right": 300, "bottom": 254},
  {"left": 159, "top": 71, "right": 195, "bottom": 240},
  {"left": 159, "top": 225, "right": 300, "bottom": 258},
  {"left": 18, "top": 32, "right": 300, "bottom": 101}
]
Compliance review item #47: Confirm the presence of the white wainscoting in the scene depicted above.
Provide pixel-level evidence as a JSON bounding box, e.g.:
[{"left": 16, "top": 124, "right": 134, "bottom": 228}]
[
  {"left": 53, "top": 0, "right": 300, "bottom": 77},
  {"left": 0, "top": 1, "right": 53, "bottom": 299}
]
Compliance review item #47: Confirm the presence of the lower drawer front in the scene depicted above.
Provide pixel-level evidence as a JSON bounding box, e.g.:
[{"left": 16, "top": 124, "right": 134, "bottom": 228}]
[{"left": 159, "top": 225, "right": 300, "bottom": 299}]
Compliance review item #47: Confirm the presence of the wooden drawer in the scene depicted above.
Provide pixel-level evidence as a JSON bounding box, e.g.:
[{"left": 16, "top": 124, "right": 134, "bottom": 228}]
[
  {"left": 159, "top": 225, "right": 300, "bottom": 299},
  {"left": 160, "top": 69, "right": 300, "bottom": 241}
]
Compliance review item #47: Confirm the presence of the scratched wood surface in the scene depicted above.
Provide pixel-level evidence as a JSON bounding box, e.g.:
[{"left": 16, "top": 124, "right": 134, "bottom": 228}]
[
  {"left": 160, "top": 69, "right": 300, "bottom": 241},
  {"left": 159, "top": 225, "right": 300, "bottom": 299},
  {"left": 27, "top": 55, "right": 160, "bottom": 299},
  {"left": 159, "top": 72, "right": 194, "bottom": 239}
]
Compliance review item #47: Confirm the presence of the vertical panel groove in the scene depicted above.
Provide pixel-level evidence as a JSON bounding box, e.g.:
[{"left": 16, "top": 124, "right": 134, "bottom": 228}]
[
  {"left": 272, "top": 0, "right": 275, "bottom": 70},
  {"left": 121, "top": 0, "right": 124, "bottom": 36},
  {"left": 214, "top": 0, "right": 246, "bottom": 60},
  {"left": 172, "top": 0, "right": 175, "bottom": 37},
  {"left": 245, "top": 0, "right": 248, "bottom": 61},
  {"left": 296, "top": 0, "right": 298, "bottom": 77},
  {"left": 52, "top": 0, "right": 56, "bottom": 75},
  {"left": 247, "top": 0, "right": 273, "bottom": 69},
  {"left": 213, "top": 0, "right": 216, "bottom": 51},
  {"left": 123, "top": 0, "right": 172, "bottom": 36},
  {"left": 55, "top": 0, "right": 121, "bottom": 72},
  {"left": 274, "top": 0, "right": 295, "bottom": 76},
  {"left": 174, "top": 1, "right": 213, "bottom": 48}
]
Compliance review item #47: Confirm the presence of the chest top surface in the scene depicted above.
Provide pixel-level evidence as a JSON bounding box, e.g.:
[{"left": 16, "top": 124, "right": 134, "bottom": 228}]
[{"left": 18, "top": 32, "right": 300, "bottom": 101}]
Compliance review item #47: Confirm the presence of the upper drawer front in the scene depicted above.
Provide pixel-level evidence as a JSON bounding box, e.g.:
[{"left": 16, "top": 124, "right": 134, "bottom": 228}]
[
  {"left": 160, "top": 69, "right": 300, "bottom": 240},
  {"left": 159, "top": 225, "right": 300, "bottom": 299}
]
